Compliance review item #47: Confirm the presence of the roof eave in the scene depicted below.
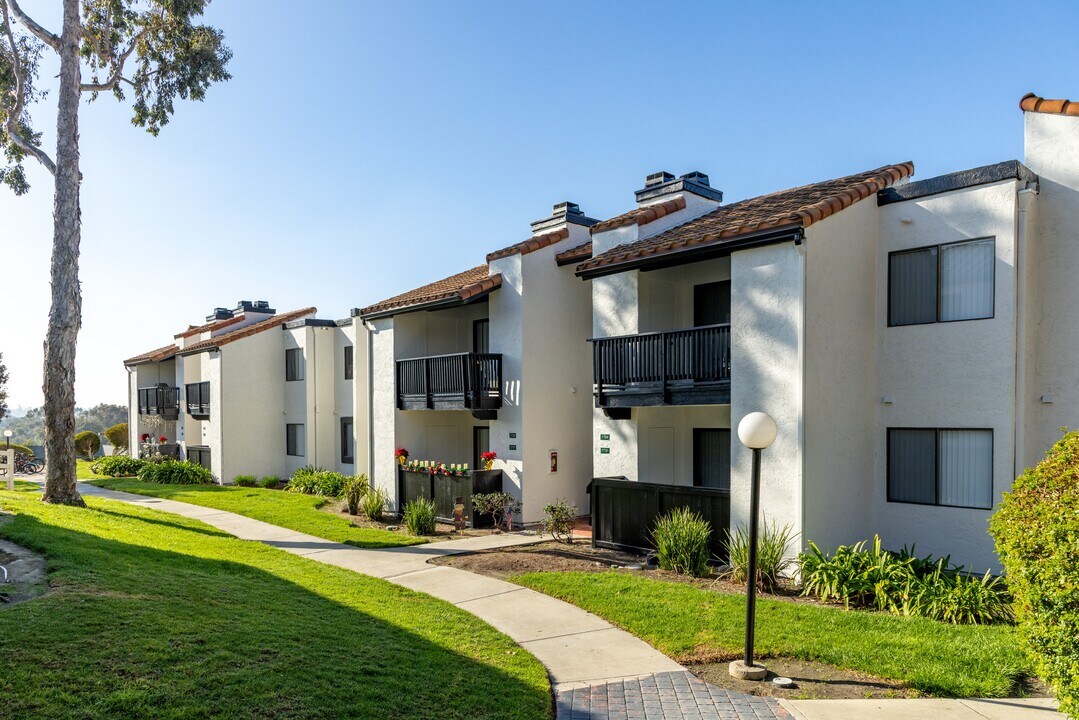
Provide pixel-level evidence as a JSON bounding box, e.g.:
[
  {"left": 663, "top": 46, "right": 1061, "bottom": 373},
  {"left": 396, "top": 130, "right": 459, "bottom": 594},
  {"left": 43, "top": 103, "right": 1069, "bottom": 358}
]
[{"left": 360, "top": 281, "right": 501, "bottom": 321}]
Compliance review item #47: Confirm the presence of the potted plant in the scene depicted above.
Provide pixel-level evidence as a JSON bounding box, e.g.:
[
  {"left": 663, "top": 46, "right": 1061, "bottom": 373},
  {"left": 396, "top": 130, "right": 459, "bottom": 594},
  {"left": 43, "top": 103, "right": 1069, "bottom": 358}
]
[
  {"left": 481, "top": 451, "right": 497, "bottom": 471},
  {"left": 395, "top": 447, "right": 409, "bottom": 466}
]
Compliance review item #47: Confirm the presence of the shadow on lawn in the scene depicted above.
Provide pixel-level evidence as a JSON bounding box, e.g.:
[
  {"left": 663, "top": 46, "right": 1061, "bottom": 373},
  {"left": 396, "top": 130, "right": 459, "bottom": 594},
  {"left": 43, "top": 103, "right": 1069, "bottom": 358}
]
[{"left": 0, "top": 499, "right": 551, "bottom": 720}]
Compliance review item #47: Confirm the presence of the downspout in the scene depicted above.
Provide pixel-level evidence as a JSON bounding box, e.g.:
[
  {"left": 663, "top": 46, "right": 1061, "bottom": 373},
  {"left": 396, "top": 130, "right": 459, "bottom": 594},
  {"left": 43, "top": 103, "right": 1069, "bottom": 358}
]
[
  {"left": 364, "top": 318, "right": 375, "bottom": 482},
  {"left": 795, "top": 236, "right": 808, "bottom": 556},
  {"left": 1013, "top": 185, "right": 1037, "bottom": 479},
  {"left": 310, "top": 327, "right": 317, "bottom": 468}
]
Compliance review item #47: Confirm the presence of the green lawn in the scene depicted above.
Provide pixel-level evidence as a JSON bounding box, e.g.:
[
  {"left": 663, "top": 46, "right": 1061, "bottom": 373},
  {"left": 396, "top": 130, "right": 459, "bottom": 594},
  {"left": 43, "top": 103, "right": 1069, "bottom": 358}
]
[
  {"left": 84, "top": 464, "right": 422, "bottom": 549},
  {"left": 515, "top": 571, "right": 1029, "bottom": 698},
  {"left": 0, "top": 484, "right": 549, "bottom": 719}
]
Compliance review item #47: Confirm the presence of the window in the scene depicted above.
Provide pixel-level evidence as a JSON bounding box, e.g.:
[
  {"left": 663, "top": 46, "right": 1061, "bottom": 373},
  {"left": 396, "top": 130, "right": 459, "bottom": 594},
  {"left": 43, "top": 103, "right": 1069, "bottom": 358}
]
[
  {"left": 285, "top": 348, "right": 304, "bottom": 381},
  {"left": 185, "top": 381, "right": 210, "bottom": 416},
  {"left": 340, "top": 417, "right": 354, "bottom": 464},
  {"left": 888, "top": 238, "right": 994, "bottom": 326},
  {"left": 344, "top": 345, "right": 354, "bottom": 380},
  {"left": 473, "top": 318, "right": 490, "bottom": 354},
  {"left": 286, "top": 423, "right": 305, "bottom": 457},
  {"left": 692, "top": 428, "right": 731, "bottom": 490},
  {"left": 887, "top": 428, "right": 993, "bottom": 509},
  {"left": 693, "top": 281, "right": 731, "bottom": 327}
]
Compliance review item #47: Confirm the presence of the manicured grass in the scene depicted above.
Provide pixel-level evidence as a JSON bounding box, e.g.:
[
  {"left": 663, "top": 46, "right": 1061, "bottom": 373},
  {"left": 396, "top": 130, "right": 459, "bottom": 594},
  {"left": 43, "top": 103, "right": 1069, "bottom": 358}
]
[
  {"left": 0, "top": 485, "right": 549, "bottom": 719},
  {"left": 515, "top": 571, "right": 1029, "bottom": 698},
  {"left": 85, "top": 465, "right": 422, "bottom": 549}
]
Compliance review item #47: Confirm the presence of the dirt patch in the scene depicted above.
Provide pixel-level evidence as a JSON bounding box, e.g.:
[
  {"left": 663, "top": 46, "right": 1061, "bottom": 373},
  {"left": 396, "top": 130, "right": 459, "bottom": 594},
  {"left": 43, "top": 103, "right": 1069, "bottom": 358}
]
[
  {"left": 688, "top": 657, "right": 917, "bottom": 700},
  {"left": 318, "top": 500, "right": 508, "bottom": 543}
]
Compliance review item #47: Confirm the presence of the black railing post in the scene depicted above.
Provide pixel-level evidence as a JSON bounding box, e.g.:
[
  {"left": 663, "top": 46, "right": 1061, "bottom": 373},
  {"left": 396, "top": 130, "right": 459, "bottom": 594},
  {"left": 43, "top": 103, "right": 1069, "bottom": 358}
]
[
  {"left": 423, "top": 358, "right": 432, "bottom": 409},
  {"left": 593, "top": 343, "right": 604, "bottom": 406},
  {"left": 661, "top": 332, "right": 670, "bottom": 404}
]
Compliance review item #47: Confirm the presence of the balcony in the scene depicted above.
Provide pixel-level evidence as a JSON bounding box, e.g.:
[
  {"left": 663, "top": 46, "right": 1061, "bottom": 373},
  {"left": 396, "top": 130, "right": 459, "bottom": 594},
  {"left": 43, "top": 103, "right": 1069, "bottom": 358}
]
[
  {"left": 396, "top": 352, "right": 502, "bottom": 418},
  {"left": 590, "top": 324, "right": 731, "bottom": 411},
  {"left": 185, "top": 381, "right": 211, "bottom": 418},
  {"left": 137, "top": 385, "right": 180, "bottom": 420}
]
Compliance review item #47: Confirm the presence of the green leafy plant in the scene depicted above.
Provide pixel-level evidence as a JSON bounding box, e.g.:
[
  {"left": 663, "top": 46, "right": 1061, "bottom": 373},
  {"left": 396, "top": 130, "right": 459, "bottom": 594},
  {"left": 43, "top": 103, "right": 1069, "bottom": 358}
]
[
  {"left": 403, "top": 498, "right": 437, "bottom": 535},
  {"left": 137, "top": 460, "right": 213, "bottom": 485},
  {"left": 991, "top": 430, "right": 1079, "bottom": 715},
  {"left": 473, "top": 492, "right": 521, "bottom": 530},
  {"left": 88, "top": 455, "right": 144, "bottom": 478},
  {"left": 103, "top": 423, "right": 129, "bottom": 454},
  {"left": 286, "top": 466, "right": 348, "bottom": 497},
  {"left": 725, "top": 518, "right": 796, "bottom": 592},
  {"left": 233, "top": 475, "right": 257, "bottom": 487},
  {"left": 361, "top": 483, "right": 388, "bottom": 522},
  {"left": 74, "top": 430, "right": 101, "bottom": 459},
  {"left": 259, "top": 475, "right": 280, "bottom": 489},
  {"left": 652, "top": 507, "right": 712, "bottom": 577},
  {"left": 1, "top": 442, "right": 35, "bottom": 459},
  {"left": 542, "top": 498, "right": 576, "bottom": 543},
  {"left": 344, "top": 475, "right": 367, "bottom": 515}
]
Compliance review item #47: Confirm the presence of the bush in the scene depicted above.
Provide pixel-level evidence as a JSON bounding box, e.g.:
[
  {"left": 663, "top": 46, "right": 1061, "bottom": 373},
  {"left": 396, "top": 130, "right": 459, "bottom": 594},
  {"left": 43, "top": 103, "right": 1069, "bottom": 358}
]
[
  {"left": 473, "top": 492, "right": 521, "bottom": 530},
  {"left": 1, "top": 442, "right": 35, "bottom": 459},
  {"left": 403, "top": 498, "right": 436, "bottom": 535},
  {"left": 286, "top": 466, "right": 348, "bottom": 497},
  {"left": 259, "top": 475, "right": 280, "bottom": 489},
  {"left": 344, "top": 475, "right": 367, "bottom": 515},
  {"left": 652, "top": 507, "right": 712, "bottom": 577},
  {"left": 233, "top": 475, "right": 257, "bottom": 487},
  {"left": 361, "top": 484, "right": 388, "bottom": 521},
  {"left": 138, "top": 460, "right": 213, "bottom": 485},
  {"left": 799, "top": 536, "right": 1012, "bottom": 625},
  {"left": 542, "top": 498, "right": 576, "bottom": 543},
  {"left": 991, "top": 430, "right": 1079, "bottom": 715},
  {"left": 74, "top": 430, "right": 101, "bottom": 458},
  {"left": 89, "top": 456, "right": 145, "bottom": 477},
  {"left": 726, "top": 518, "right": 796, "bottom": 592},
  {"left": 103, "top": 423, "right": 128, "bottom": 453}
]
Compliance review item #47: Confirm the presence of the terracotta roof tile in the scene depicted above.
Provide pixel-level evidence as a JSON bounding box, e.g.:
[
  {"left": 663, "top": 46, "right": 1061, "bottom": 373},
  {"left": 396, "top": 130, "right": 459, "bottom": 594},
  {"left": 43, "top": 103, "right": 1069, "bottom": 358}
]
[
  {"left": 174, "top": 314, "right": 244, "bottom": 339},
  {"left": 589, "top": 197, "right": 688, "bottom": 235},
  {"left": 486, "top": 228, "right": 570, "bottom": 263},
  {"left": 359, "top": 265, "right": 502, "bottom": 318},
  {"left": 180, "top": 307, "right": 317, "bottom": 355},
  {"left": 1020, "top": 92, "right": 1079, "bottom": 117},
  {"left": 124, "top": 343, "right": 179, "bottom": 366},
  {"left": 577, "top": 162, "right": 914, "bottom": 275},
  {"left": 555, "top": 240, "right": 593, "bottom": 266}
]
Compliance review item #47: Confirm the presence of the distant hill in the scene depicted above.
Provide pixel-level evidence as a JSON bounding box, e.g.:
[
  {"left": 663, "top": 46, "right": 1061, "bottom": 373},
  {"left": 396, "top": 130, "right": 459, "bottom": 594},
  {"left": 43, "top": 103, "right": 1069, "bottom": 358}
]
[{"left": 0, "top": 404, "right": 128, "bottom": 445}]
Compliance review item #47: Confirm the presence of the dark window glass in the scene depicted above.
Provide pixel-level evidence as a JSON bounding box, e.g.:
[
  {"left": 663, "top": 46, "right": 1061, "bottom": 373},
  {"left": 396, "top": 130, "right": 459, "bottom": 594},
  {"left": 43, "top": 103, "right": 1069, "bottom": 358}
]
[
  {"left": 887, "top": 428, "right": 993, "bottom": 509},
  {"left": 185, "top": 382, "right": 210, "bottom": 416},
  {"left": 473, "top": 319, "right": 490, "bottom": 354},
  {"left": 341, "top": 417, "right": 354, "bottom": 464},
  {"left": 344, "top": 345, "right": 354, "bottom": 380},
  {"left": 887, "top": 429, "right": 937, "bottom": 504},
  {"left": 889, "top": 239, "right": 994, "bottom": 326},
  {"left": 693, "top": 281, "right": 731, "bottom": 327},
  {"left": 286, "top": 423, "right": 305, "bottom": 456},
  {"left": 889, "top": 247, "right": 938, "bottom": 326},
  {"left": 693, "top": 428, "right": 730, "bottom": 490},
  {"left": 285, "top": 348, "right": 304, "bottom": 381}
]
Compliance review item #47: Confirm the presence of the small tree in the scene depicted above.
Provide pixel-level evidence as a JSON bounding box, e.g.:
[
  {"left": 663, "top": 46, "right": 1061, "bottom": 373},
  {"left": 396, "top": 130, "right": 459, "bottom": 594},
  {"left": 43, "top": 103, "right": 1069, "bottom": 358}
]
[
  {"left": 103, "top": 422, "right": 128, "bottom": 455},
  {"left": 74, "top": 430, "right": 100, "bottom": 459},
  {"left": 0, "top": 352, "right": 8, "bottom": 423},
  {"left": 1, "top": 0, "right": 231, "bottom": 505}
]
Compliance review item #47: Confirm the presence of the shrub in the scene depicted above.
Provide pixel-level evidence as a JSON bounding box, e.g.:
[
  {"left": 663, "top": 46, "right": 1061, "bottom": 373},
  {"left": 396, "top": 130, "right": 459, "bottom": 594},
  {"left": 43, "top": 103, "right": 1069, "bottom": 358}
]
[
  {"left": 1, "top": 442, "right": 34, "bottom": 459},
  {"left": 344, "top": 475, "right": 367, "bottom": 515},
  {"left": 138, "top": 460, "right": 213, "bottom": 485},
  {"left": 652, "top": 507, "right": 712, "bottom": 577},
  {"left": 403, "top": 498, "right": 437, "bottom": 535},
  {"left": 726, "top": 518, "right": 796, "bottom": 592},
  {"left": 103, "top": 423, "right": 129, "bottom": 453},
  {"left": 89, "top": 456, "right": 145, "bottom": 478},
  {"left": 473, "top": 492, "right": 521, "bottom": 530},
  {"left": 74, "top": 430, "right": 101, "bottom": 458},
  {"left": 233, "top": 475, "right": 257, "bottom": 487},
  {"left": 799, "top": 536, "right": 1012, "bottom": 624},
  {"left": 361, "top": 483, "right": 388, "bottom": 521},
  {"left": 259, "top": 475, "right": 280, "bottom": 489},
  {"left": 286, "top": 466, "right": 348, "bottom": 497},
  {"left": 542, "top": 498, "right": 576, "bottom": 543},
  {"left": 991, "top": 430, "right": 1079, "bottom": 715}
]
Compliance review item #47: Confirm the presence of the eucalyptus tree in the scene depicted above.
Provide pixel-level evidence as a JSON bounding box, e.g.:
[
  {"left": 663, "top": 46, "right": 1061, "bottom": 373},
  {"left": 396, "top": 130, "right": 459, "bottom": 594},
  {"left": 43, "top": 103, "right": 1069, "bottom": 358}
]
[{"left": 0, "top": 0, "right": 230, "bottom": 504}]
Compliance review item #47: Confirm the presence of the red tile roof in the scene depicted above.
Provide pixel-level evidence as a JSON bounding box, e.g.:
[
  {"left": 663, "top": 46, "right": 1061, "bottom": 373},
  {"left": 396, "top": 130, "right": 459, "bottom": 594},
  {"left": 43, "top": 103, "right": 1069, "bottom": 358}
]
[
  {"left": 180, "top": 307, "right": 317, "bottom": 355},
  {"left": 555, "top": 240, "right": 593, "bottom": 266},
  {"left": 124, "top": 343, "right": 180, "bottom": 366},
  {"left": 359, "top": 265, "right": 502, "bottom": 318},
  {"left": 576, "top": 162, "right": 914, "bottom": 276},
  {"left": 174, "top": 314, "right": 244, "bottom": 339},
  {"left": 486, "top": 228, "right": 570, "bottom": 263},
  {"left": 1020, "top": 92, "right": 1079, "bottom": 117},
  {"left": 588, "top": 196, "right": 688, "bottom": 235}
]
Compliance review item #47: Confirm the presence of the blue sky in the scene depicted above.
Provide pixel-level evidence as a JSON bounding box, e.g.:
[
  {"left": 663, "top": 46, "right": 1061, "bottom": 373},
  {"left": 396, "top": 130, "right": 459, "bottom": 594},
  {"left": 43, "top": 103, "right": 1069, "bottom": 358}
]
[{"left": 3, "top": 0, "right": 1078, "bottom": 408}]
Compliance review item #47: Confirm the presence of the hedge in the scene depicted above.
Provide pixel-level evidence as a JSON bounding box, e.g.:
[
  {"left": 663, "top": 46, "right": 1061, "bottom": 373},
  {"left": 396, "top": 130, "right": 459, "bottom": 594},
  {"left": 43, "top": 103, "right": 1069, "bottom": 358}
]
[
  {"left": 138, "top": 460, "right": 213, "bottom": 485},
  {"left": 991, "top": 430, "right": 1079, "bottom": 717},
  {"left": 74, "top": 431, "right": 101, "bottom": 458},
  {"left": 1, "top": 442, "right": 35, "bottom": 458}
]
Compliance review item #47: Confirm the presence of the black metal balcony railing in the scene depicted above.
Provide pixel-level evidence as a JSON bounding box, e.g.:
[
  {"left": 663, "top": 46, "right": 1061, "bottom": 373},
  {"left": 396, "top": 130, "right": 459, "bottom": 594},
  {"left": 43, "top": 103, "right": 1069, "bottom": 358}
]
[
  {"left": 590, "top": 324, "right": 732, "bottom": 407},
  {"left": 137, "top": 386, "right": 180, "bottom": 419},
  {"left": 185, "top": 381, "right": 211, "bottom": 417},
  {"left": 396, "top": 353, "right": 502, "bottom": 412}
]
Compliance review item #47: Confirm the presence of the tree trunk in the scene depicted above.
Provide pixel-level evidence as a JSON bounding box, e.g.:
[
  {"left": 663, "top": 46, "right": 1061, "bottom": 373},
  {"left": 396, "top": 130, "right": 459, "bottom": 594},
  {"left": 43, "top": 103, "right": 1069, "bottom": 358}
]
[{"left": 40, "top": 0, "right": 84, "bottom": 507}]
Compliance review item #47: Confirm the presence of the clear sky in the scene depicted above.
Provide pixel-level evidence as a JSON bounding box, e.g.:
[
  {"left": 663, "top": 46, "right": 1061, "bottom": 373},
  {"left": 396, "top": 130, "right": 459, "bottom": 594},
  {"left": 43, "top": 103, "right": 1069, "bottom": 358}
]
[{"left": 2, "top": 0, "right": 1078, "bottom": 409}]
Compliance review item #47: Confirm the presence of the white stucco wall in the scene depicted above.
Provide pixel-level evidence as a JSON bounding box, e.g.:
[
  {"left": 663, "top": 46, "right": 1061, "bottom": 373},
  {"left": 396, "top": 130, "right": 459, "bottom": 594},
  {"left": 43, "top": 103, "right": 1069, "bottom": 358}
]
[
  {"left": 369, "top": 317, "right": 399, "bottom": 504},
  {"left": 488, "top": 254, "right": 525, "bottom": 506},
  {"left": 874, "top": 180, "right": 1020, "bottom": 572},
  {"left": 219, "top": 329, "right": 286, "bottom": 482},
  {"left": 351, "top": 319, "right": 372, "bottom": 478},
  {"left": 282, "top": 327, "right": 310, "bottom": 476},
  {"left": 334, "top": 324, "right": 357, "bottom": 474}
]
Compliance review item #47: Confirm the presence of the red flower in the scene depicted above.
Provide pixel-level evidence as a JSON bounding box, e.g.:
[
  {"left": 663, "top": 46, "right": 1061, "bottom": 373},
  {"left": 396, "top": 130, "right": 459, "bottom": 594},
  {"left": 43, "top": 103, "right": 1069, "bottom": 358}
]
[
  {"left": 159, "top": 435, "right": 168, "bottom": 443},
  {"left": 481, "top": 451, "right": 497, "bottom": 462},
  {"left": 394, "top": 447, "right": 409, "bottom": 459},
  {"left": 140, "top": 433, "right": 150, "bottom": 442}
]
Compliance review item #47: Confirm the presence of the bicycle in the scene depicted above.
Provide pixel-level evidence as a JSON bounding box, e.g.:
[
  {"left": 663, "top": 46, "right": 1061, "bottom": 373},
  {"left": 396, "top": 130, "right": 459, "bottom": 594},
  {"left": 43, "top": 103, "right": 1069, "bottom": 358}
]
[{"left": 14, "top": 452, "right": 44, "bottom": 475}]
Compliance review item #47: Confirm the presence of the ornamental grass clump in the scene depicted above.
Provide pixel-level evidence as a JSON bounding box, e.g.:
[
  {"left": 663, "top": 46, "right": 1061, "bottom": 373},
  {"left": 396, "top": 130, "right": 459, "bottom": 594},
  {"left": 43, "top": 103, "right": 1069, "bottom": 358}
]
[
  {"left": 403, "top": 498, "right": 437, "bottom": 535},
  {"left": 991, "top": 430, "right": 1079, "bottom": 716},
  {"left": 233, "top": 475, "right": 257, "bottom": 487},
  {"left": 361, "top": 484, "right": 388, "bottom": 522},
  {"left": 259, "top": 475, "right": 280, "bottom": 489},
  {"left": 726, "top": 518, "right": 796, "bottom": 592},
  {"left": 651, "top": 507, "right": 712, "bottom": 577},
  {"left": 286, "top": 466, "right": 348, "bottom": 497},
  {"left": 343, "top": 475, "right": 368, "bottom": 515}
]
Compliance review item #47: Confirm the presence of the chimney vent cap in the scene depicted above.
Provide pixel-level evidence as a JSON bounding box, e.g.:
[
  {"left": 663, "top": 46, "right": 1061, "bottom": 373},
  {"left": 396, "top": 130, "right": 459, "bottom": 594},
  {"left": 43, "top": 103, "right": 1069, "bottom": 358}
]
[{"left": 645, "top": 171, "right": 675, "bottom": 188}]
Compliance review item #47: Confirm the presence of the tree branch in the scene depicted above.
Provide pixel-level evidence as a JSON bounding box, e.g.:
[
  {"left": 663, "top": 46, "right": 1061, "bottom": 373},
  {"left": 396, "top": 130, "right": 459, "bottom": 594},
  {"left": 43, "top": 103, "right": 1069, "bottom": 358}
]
[
  {"left": 80, "top": 28, "right": 147, "bottom": 93},
  {"left": 5, "top": 0, "right": 60, "bottom": 52},
  {"left": 1, "top": 0, "right": 56, "bottom": 174}
]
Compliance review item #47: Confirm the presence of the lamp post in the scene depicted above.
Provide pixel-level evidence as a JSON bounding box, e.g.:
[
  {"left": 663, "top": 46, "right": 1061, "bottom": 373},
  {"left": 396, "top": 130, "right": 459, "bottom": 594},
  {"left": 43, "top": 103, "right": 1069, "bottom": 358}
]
[
  {"left": 3, "top": 429, "right": 11, "bottom": 449},
  {"left": 729, "top": 411, "right": 777, "bottom": 681}
]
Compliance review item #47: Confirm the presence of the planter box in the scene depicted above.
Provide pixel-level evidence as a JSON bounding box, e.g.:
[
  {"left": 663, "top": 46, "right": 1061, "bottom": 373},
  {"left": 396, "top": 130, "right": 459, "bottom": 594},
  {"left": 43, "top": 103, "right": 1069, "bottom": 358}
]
[{"left": 397, "top": 468, "right": 504, "bottom": 528}]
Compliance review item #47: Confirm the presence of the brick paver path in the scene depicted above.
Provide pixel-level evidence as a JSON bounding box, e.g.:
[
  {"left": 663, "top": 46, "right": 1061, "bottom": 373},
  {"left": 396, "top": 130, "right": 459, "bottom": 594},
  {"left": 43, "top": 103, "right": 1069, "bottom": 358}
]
[{"left": 555, "top": 672, "right": 788, "bottom": 720}]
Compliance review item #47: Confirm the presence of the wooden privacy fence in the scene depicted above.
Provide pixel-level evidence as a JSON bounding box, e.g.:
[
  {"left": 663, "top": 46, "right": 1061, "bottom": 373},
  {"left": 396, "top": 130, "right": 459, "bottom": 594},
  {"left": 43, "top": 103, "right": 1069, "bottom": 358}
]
[
  {"left": 397, "top": 468, "right": 504, "bottom": 527},
  {"left": 589, "top": 476, "right": 731, "bottom": 562}
]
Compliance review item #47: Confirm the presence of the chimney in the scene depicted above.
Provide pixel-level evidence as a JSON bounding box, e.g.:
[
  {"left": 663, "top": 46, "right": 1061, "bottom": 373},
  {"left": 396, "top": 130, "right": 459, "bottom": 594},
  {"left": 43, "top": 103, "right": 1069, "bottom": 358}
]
[
  {"left": 235, "top": 300, "right": 276, "bottom": 315},
  {"left": 530, "top": 201, "right": 599, "bottom": 235},
  {"left": 205, "top": 307, "right": 234, "bottom": 322},
  {"left": 635, "top": 169, "right": 723, "bottom": 205}
]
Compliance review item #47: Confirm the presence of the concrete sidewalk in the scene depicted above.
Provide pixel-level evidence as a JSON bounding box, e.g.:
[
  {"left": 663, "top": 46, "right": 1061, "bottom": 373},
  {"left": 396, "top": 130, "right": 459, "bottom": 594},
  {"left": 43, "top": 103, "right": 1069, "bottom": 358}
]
[{"left": 781, "top": 697, "right": 1061, "bottom": 720}]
